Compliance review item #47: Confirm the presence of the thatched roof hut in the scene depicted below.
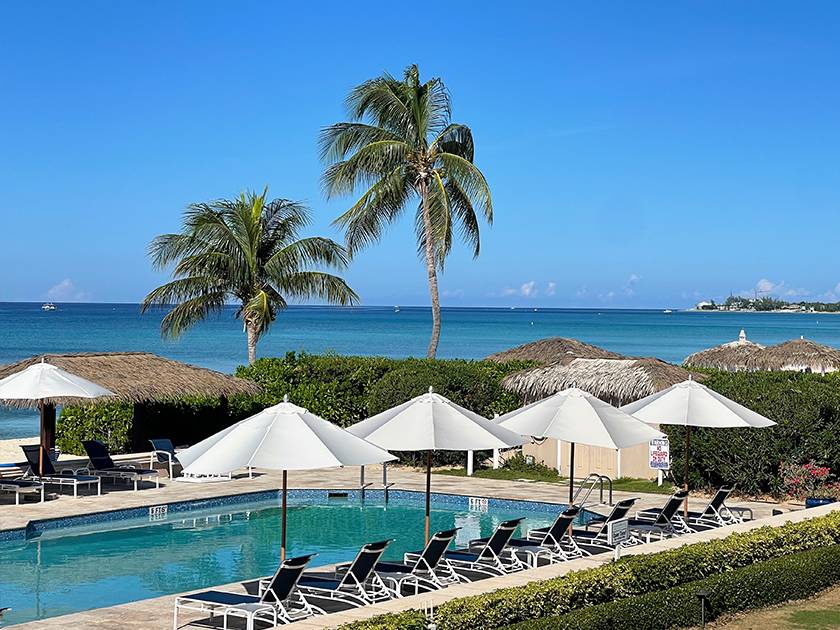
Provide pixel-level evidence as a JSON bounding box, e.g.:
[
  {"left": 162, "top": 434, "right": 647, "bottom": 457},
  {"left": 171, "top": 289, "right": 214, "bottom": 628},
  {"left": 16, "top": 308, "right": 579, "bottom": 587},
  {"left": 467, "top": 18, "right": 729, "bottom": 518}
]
[
  {"left": 0, "top": 352, "right": 260, "bottom": 408},
  {"left": 486, "top": 337, "right": 625, "bottom": 364},
  {"left": 684, "top": 329, "right": 765, "bottom": 372},
  {"left": 746, "top": 338, "right": 840, "bottom": 374},
  {"left": 501, "top": 357, "right": 703, "bottom": 406}
]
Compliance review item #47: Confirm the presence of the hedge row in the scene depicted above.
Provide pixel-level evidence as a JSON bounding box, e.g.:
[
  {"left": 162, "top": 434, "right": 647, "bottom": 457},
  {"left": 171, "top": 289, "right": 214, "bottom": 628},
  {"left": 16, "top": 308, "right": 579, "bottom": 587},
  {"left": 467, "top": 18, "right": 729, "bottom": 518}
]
[
  {"left": 663, "top": 370, "right": 840, "bottom": 494},
  {"left": 506, "top": 542, "right": 840, "bottom": 629},
  {"left": 340, "top": 509, "right": 840, "bottom": 630},
  {"left": 57, "top": 353, "right": 532, "bottom": 464}
]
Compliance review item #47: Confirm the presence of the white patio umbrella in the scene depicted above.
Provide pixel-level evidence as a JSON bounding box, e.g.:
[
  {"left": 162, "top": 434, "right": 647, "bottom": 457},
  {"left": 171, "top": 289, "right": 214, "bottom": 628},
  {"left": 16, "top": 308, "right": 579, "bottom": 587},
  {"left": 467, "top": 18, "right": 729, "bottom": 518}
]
[
  {"left": 0, "top": 360, "right": 113, "bottom": 474},
  {"left": 621, "top": 378, "right": 775, "bottom": 514},
  {"left": 179, "top": 395, "right": 396, "bottom": 560},
  {"left": 347, "top": 387, "right": 524, "bottom": 542},
  {"left": 497, "top": 387, "right": 665, "bottom": 502}
]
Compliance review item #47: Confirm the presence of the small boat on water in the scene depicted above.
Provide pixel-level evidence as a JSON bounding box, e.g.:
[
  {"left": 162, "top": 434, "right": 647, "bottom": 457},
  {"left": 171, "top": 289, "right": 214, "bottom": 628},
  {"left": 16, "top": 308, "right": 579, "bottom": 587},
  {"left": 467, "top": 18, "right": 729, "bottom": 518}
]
[
  {"left": 663, "top": 309, "right": 673, "bottom": 314},
  {"left": 41, "top": 303, "right": 57, "bottom": 311},
  {"left": 394, "top": 306, "right": 400, "bottom": 313}
]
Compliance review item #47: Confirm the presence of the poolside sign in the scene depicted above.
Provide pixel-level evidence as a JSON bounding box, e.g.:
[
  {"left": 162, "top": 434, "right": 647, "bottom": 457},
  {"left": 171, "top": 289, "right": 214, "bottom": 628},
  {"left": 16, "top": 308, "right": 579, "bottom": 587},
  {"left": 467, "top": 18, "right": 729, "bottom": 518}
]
[
  {"left": 607, "top": 518, "right": 630, "bottom": 546},
  {"left": 648, "top": 437, "right": 670, "bottom": 470}
]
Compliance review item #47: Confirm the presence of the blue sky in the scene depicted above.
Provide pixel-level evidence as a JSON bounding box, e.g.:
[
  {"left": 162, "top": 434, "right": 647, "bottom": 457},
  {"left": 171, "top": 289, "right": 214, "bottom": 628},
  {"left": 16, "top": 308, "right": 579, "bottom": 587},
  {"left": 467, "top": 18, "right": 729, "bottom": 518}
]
[{"left": 1, "top": 1, "right": 837, "bottom": 308}]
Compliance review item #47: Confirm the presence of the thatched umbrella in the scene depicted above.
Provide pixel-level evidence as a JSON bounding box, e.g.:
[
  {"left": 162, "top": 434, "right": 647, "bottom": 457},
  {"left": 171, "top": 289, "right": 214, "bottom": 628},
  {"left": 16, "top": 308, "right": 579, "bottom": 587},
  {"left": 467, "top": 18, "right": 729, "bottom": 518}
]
[
  {"left": 0, "top": 352, "right": 261, "bottom": 453},
  {"left": 501, "top": 357, "right": 703, "bottom": 406},
  {"left": 747, "top": 337, "right": 840, "bottom": 374},
  {"left": 485, "top": 337, "right": 625, "bottom": 364},
  {"left": 684, "top": 329, "right": 765, "bottom": 372}
]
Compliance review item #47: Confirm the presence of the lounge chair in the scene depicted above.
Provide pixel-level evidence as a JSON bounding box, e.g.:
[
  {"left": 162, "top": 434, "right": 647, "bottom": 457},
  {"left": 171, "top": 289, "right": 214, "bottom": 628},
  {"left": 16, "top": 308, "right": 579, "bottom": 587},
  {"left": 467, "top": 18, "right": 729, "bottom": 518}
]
[
  {"left": 174, "top": 553, "right": 319, "bottom": 630},
  {"left": 82, "top": 440, "right": 160, "bottom": 491},
  {"left": 571, "top": 498, "right": 642, "bottom": 550},
  {"left": 639, "top": 486, "right": 746, "bottom": 527},
  {"left": 436, "top": 518, "right": 527, "bottom": 578},
  {"left": 0, "top": 478, "right": 44, "bottom": 504},
  {"left": 371, "top": 528, "right": 461, "bottom": 596},
  {"left": 630, "top": 490, "right": 699, "bottom": 540},
  {"left": 270, "top": 540, "right": 393, "bottom": 608},
  {"left": 20, "top": 445, "right": 101, "bottom": 497},
  {"left": 149, "top": 438, "right": 182, "bottom": 479}
]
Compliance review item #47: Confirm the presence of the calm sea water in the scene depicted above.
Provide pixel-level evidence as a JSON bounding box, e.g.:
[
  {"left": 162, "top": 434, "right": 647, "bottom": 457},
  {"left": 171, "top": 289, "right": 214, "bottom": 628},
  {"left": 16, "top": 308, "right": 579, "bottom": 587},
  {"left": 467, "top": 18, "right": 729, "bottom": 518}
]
[{"left": 2, "top": 301, "right": 840, "bottom": 439}]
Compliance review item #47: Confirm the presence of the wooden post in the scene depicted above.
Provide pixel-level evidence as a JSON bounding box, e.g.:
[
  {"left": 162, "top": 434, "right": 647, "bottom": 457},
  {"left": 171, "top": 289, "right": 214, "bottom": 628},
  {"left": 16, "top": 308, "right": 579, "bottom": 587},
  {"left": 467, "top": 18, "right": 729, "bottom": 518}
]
[
  {"left": 281, "top": 470, "right": 288, "bottom": 562},
  {"left": 568, "top": 442, "right": 576, "bottom": 504},
  {"left": 424, "top": 451, "right": 432, "bottom": 544},
  {"left": 39, "top": 402, "right": 56, "bottom": 477}
]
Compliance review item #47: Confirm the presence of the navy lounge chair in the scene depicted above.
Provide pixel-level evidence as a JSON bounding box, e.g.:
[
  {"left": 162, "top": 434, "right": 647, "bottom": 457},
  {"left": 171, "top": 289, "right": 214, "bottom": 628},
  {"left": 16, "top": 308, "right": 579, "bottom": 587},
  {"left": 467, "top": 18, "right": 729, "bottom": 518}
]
[
  {"left": 174, "top": 554, "right": 318, "bottom": 629},
  {"left": 571, "top": 498, "right": 642, "bottom": 550},
  {"left": 0, "top": 478, "right": 44, "bottom": 504},
  {"left": 148, "top": 438, "right": 182, "bottom": 479},
  {"left": 639, "top": 486, "right": 747, "bottom": 527},
  {"left": 82, "top": 440, "right": 159, "bottom": 491},
  {"left": 498, "top": 506, "right": 585, "bottom": 565},
  {"left": 436, "top": 518, "right": 526, "bottom": 578},
  {"left": 21, "top": 445, "right": 101, "bottom": 497},
  {"left": 372, "top": 528, "right": 461, "bottom": 595},
  {"left": 269, "top": 540, "right": 393, "bottom": 608},
  {"left": 630, "top": 490, "right": 699, "bottom": 540}
]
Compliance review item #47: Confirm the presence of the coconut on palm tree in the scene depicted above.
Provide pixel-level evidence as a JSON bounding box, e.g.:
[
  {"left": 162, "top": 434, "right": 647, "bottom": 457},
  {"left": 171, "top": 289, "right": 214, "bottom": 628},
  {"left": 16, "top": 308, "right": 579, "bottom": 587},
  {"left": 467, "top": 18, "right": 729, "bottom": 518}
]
[
  {"left": 141, "top": 188, "right": 358, "bottom": 364},
  {"left": 321, "top": 64, "right": 492, "bottom": 358}
]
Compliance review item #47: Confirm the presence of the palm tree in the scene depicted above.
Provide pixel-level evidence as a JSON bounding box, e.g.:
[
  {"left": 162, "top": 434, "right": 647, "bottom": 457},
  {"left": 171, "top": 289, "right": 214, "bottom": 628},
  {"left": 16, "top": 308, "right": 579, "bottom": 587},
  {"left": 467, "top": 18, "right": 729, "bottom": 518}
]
[
  {"left": 141, "top": 188, "right": 359, "bottom": 364},
  {"left": 320, "top": 64, "right": 492, "bottom": 358}
]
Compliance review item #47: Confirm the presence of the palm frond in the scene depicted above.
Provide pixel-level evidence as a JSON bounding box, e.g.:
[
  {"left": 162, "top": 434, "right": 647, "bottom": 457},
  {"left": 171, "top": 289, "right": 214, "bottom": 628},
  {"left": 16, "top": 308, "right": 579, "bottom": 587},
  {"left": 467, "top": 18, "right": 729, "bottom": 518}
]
[
  {"left": 273, "top": 271, "right": 360, "bottom": 306},
  {"left": 158, "top": 292, "right": 228, "bottom": 338},
  {"left": 431, "top": 124, "right": 474, "bottom": 161},
  {"left": 436, "top": 152, "right": 493, "bottom": 223}
]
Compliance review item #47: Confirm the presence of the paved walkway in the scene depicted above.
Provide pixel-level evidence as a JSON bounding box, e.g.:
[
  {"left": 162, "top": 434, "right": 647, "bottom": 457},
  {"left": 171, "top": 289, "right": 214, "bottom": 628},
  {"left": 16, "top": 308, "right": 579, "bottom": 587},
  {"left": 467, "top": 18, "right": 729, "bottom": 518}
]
[{"left": 2, "top": 452, "right": 797, "bottom": 629}]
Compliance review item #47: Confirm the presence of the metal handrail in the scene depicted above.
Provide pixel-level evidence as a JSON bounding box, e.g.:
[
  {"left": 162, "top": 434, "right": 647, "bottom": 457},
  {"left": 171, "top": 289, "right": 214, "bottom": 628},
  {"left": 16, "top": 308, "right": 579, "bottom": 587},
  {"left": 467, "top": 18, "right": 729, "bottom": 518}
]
[{"left": 572, "top": 473, "right": 613, "bottom": 507}]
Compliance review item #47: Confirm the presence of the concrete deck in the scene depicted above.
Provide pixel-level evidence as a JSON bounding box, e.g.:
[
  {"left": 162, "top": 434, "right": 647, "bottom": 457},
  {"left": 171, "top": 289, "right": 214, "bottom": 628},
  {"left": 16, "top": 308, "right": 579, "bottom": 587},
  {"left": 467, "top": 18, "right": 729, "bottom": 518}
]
[{"left": 2, "top": 453, "right": 798, "bottom": 629}]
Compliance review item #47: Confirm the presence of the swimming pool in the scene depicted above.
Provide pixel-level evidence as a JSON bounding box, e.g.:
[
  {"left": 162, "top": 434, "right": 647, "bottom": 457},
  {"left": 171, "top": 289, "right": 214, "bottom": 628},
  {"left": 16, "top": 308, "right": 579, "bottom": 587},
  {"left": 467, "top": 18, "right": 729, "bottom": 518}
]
[{"left": 0, "top": 489, "right": 584, "bottom": 626}]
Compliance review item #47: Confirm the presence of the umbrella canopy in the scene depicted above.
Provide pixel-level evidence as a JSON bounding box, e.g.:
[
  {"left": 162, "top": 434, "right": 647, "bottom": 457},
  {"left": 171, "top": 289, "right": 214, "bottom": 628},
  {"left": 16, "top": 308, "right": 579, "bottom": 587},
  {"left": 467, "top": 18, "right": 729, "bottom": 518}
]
[
  {"left": 179, "top": 397, "right": 396, "bottom": 475},
  {"left": 498, "top": 387, "right": 664, "bottom": 501},
  {"left": 0, "top": 361, "right": 113, "bottom": 403},
  {"left": 348, "top": 387, "right": 523, "bottom": 542},
  {"left": 620, "top": 379, "right": 775, "bottom": 428},
  {"left": 346, "top": 387, "right": 523, "bottom": 451},
  {"left": 180, "top": 396, "right": 395, "bottom": 560},
  {"left": 0, "top": 361, "right": 114, "bottom": 475},
  {"left": 621, "top": 378, "right": 775, "bottom": 515}
]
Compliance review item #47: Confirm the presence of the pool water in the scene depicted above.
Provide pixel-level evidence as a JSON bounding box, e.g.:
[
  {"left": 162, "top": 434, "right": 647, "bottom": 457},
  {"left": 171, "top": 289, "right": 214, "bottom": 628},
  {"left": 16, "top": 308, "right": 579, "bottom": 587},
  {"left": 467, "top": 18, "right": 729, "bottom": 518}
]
[{"left": 0, "top": 491, "right": 574, "bottom": 626}]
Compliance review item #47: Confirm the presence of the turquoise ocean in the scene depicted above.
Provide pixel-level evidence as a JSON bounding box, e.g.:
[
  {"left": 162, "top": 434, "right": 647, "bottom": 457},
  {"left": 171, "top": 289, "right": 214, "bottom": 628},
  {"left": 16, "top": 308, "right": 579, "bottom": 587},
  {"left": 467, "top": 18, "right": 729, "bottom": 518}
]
[{"left": 2, "top": 302, "right": 840, "bottom": 440}]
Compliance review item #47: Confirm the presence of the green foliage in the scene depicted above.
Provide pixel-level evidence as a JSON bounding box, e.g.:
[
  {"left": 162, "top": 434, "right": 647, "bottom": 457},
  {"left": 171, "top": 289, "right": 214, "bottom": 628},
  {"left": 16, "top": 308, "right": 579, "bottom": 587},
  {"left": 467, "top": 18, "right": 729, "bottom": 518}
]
[
  {"left": 505, "top": 543, "right": 840, "bottom": 629},
  {"left": 56, "top": 402, "right": 134, "bottom": 455},
  {"left": 667, "top": 370, "right": 840, "bottom": 494},
  {"left": 58, "top": 353, "right": 530, "bottom": 459},
  {"left": 341, "top": 510, "right": 840, "bottom": 630},
  {"left": 502, "top": 452, "right": 559, "bottom": 478}
]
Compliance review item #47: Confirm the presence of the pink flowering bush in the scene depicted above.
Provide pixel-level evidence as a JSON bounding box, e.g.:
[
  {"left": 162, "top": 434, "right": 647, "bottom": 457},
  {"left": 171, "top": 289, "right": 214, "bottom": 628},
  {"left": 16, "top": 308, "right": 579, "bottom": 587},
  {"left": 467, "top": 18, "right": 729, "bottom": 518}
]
[{"left": 780, "top": 461, "right": 840, "bottom": 500}]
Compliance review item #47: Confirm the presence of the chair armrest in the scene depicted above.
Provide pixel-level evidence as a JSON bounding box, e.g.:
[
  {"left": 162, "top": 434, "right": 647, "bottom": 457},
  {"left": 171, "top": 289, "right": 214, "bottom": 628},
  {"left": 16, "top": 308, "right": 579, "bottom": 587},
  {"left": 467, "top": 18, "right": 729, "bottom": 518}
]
[
  {"left": 152, "top": 450, "right": 174, "bottom": 462},
  {"left": 75, "top": 467, "right": 91, "bottom": 475}
]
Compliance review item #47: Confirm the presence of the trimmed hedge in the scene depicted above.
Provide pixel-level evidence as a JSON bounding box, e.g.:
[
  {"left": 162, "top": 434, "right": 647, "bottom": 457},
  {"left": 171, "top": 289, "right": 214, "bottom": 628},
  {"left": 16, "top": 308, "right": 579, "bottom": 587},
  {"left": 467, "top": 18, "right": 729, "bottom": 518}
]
[
  {"left": 340, "top": 510, "right": 840, "bottom": 630},
  {"left": 57, "top": 353, "right": 532, "bottom": 460},
  {"left": 506, "top": 542, "right": 840, "bottom": 629},
  {"left": 665, "top": 370, "right": 840, "bottom": 494}
]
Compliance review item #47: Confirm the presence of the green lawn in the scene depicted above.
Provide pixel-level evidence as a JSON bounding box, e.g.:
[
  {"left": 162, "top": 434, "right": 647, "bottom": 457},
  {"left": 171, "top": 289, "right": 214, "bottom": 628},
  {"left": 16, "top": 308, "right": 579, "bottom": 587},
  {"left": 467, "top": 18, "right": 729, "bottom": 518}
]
[
  {"left": 717, "top": 585, "right": 840, "bottom": 629},
  {"left": 435, "top": 467, "right": 676, "bottom": 495}
]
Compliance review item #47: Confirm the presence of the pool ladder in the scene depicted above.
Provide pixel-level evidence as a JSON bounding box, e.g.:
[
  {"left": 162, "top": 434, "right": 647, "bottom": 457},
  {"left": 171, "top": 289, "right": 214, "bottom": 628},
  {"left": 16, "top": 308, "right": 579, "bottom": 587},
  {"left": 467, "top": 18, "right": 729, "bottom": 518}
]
[
  {"left": 359, "top": 463, "right": 395, "bottom": 504},
  {"left": 572, "top": 473, "right": 613, "bottom": 508}
]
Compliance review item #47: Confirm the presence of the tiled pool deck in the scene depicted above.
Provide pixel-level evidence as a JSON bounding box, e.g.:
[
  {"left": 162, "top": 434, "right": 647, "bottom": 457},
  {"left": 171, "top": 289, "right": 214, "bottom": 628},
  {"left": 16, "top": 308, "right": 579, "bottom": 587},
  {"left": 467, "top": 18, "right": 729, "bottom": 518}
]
[{"left": 1, "top": 452, "right": 803, "bottom": 629}]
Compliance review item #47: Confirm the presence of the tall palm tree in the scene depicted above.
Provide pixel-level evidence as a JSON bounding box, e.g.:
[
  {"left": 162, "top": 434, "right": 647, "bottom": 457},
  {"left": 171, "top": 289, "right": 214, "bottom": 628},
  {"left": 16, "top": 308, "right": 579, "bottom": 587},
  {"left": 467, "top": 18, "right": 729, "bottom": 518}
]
[
  {"left": 320, "top": 64, "right": 492, "bottom": 358},
  {"left": 141, "top": 189, "right": 358, "bottom": 364}
]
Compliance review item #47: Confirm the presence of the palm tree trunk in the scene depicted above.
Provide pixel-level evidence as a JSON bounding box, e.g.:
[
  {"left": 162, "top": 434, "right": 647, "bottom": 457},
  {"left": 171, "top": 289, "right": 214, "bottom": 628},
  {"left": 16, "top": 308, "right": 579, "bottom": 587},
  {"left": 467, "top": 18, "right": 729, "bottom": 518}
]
[
  {"left": 419, "top": 180, "right": 441, "bottom": 358},
  {"left": 246, "top": 320, "right": 258, "bottom": 365}
]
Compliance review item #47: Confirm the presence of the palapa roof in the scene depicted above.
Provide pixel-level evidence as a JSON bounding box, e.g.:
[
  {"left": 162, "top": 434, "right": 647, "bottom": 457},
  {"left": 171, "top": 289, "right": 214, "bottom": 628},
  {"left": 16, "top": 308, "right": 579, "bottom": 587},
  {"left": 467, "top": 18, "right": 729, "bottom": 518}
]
[
  {"left": 684, "top": 329, "right": 765, "bottom": 372},
  {"left": 501, "top": 357, "right": 703, "bottom": 406},
  {"left": 0, "top": 352, "right": 260, "bottom": 408},
  {"left": 486, "top": 337, "right": 625, "bottom": 364},
  {"left": 746, "top": 338, "right": 840, "bottom": 374}
]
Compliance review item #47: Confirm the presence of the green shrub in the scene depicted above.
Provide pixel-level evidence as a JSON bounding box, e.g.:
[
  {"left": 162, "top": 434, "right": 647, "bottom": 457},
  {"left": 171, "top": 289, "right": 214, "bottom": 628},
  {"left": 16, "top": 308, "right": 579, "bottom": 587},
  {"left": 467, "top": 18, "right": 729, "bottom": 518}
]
[
  {"left": 666, "top": 370, "right": 840, "bottom": 494},
  {"left": 56, "top": 401, "right": 133, "bottom": 455},
  {"left": 506, "top": 543, "right": 840, "bottom": 629},
  {"left": 341, "top": 510, "right": 840, "bottom": 630},
  {"left": 502, "top": 452, "right": 559, "bottom": 478}
]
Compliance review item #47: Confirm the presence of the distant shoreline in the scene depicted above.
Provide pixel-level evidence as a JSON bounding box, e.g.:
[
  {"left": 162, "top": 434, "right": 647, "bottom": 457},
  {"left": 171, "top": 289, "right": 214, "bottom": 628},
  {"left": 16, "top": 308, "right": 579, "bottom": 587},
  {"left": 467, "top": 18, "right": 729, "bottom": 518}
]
[{"left": 685, "top": 308, "right": 840, "bottom": 314}]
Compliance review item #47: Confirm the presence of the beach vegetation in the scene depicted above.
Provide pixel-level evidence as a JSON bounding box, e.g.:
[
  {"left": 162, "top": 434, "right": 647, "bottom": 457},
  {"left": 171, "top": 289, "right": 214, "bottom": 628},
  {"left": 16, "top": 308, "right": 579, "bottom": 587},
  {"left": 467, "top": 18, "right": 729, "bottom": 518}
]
[
  {"left": 141, "top": 189, "right": 358, "bottom": 364},
  {"left": 321, "top": 64, "right": 493, "bottom": 358}
]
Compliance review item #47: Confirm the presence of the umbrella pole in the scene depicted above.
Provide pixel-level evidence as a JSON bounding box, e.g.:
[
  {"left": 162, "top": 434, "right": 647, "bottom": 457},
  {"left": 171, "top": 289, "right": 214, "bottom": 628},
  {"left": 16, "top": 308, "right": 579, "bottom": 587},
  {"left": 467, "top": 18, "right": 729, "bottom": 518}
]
[
  {"left": 281, "top": 470, "right": 288, "bottom": 562},
  {"left": 568, "top": 442, "right": 576, "bottom": 504},
  {"left": 684, "top": 427, "right": 691, "bottom": 517},
  {"left": 425, "top": 451, "right": 432, "bottom": 544}
]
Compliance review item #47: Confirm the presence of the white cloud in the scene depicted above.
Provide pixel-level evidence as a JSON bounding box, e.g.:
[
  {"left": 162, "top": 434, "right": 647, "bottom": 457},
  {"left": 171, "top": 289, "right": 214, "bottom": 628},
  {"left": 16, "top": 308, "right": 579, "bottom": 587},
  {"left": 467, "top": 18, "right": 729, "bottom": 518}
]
[
  {"left": 46, "top": 279, "right": 90, "bottom": 301},
  {"left": 784, "top": 287, "right": 810, "bottom": 298},
  {"left": 520, "top": 281, "right": 537, "bottom": 297},
  {"left": 545, "top": 282, "right": 557, "bottom": 297},
  {"left": 441, "top": 288, "right": 464, "bottom": 298},
  {"left": 575, "top": 286, "right": 588, "bottom": 298},
  {"left": 624, "top": 273, "right": 641, "bottom": 296}
]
